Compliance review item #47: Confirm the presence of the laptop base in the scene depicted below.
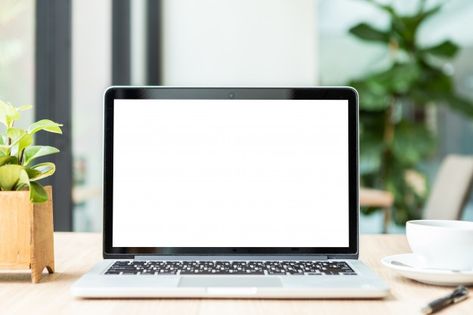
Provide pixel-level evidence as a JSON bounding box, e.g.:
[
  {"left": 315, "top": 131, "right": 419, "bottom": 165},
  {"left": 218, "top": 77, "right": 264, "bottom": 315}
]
[{"left": 71, "top": 259, "right": 389, "bottom": 299}]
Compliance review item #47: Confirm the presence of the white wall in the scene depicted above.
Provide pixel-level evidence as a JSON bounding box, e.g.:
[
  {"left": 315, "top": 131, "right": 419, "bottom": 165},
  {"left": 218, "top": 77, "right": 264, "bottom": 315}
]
[{"left": 162, "top": 0, "right": 318, "bottom": 86}]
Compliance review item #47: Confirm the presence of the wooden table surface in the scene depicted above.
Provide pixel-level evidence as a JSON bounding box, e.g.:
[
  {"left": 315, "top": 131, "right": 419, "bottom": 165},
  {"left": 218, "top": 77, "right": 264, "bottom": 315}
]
[{"left": 0, "top": 233, "right": 471, "bottom": 315}]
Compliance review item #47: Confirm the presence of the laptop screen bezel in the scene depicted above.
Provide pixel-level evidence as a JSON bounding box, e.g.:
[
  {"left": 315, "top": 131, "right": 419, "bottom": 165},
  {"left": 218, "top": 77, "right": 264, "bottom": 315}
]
[{"left": 103, "top": 87, "right": 359, "bottom": 258}]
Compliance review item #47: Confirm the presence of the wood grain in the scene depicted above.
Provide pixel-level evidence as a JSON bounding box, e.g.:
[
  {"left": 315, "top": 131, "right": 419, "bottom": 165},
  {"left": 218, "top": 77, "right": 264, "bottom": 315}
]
[
  {"left": 0, "top": 190, "right": 32, "bottom": 269},
  {"left": 0, "top": 186, "right": 54, "bottom": 283},
  {"left": 30, "top": 186, "right": 55, "bottom": 282},
  {"left": 0, "top": 233, "right": 472, "bottom": 315}
]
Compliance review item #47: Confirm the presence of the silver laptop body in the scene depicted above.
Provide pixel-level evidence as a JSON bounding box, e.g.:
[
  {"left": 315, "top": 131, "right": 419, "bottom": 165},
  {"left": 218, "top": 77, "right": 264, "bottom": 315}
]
[{"left": 71, "top": 87, "right": 389, "bottom": 299}]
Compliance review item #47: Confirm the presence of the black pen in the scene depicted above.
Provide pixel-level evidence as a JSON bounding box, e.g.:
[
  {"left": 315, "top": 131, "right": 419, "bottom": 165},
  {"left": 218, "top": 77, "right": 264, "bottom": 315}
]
[{"left": 421, "top": 286, "right": 469, "bottom": 314}]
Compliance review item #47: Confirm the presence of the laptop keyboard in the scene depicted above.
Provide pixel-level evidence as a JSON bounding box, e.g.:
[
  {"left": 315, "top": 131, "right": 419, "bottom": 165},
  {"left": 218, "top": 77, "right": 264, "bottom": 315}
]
[{"left": 105, "top": 260, "right": 356, "bottom": 276}]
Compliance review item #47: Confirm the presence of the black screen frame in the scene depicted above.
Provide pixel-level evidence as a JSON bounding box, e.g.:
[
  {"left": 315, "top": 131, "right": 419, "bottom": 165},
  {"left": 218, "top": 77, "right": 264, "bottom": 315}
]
[{"left": 103, "top": 87, "right": 359, "bottom": 259}]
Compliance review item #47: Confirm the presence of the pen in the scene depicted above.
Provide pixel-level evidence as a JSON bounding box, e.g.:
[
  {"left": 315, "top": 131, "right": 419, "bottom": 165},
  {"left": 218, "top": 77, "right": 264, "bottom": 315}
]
[{"left": 421, "top": 286, "right": 469, "bottom": 314}]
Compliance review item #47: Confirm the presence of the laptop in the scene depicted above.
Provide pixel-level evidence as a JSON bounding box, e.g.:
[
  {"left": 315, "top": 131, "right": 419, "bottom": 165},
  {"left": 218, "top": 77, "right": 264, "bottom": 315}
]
[{"left": 71, "top": 87, "right": 389, "bottom": 298}]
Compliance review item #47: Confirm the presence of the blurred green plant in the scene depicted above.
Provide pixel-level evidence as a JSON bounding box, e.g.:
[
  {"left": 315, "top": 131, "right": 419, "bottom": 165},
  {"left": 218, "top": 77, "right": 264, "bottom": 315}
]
[
  {"left": 349, "top": 0, "right": 473, "bottom": 226},
  {"left": 0, "top": 101, "right": 62, "bottom": 202}
]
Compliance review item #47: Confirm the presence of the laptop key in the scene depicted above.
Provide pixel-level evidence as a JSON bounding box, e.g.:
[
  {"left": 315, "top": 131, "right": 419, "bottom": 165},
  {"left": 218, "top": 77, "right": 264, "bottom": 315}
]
[
  {"left": 267, "top": 272, "right": 286, "bottom": 275},
  {"left": 158, "top": 271, "right": 178, "bottom": 275},
  {"left": 121, "top": 271, "right": 138, "bottom": 275},
  {"left": 105, "top": 260, "right": 356, "bottom": 276},
  {"left": 105, "top": 271, "right": 121, "bottom": 275}
]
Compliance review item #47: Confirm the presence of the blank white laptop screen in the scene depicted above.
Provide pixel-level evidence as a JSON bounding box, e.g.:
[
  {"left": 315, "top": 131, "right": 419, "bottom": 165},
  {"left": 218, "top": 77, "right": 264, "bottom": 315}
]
[{"left": 112, "top": 99, "right": 349, "bottom": 248}]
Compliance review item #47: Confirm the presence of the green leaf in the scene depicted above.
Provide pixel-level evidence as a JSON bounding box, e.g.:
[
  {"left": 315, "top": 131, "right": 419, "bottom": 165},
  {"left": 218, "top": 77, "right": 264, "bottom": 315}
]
[
  {"left": 0, "top": 100, "right": 20, "bottom": 128},
  {"left": 30, "top": 182, "right": 48, "bottom": 203},
  {"left": 18, "top": 135, "right": 33, "bottom": 155},
  {"left": 359, "top": 112, "right": 386, "bottom": 174},
  {"left": 409, "top": 68, "right": 454, "bottom": 104},
  {"left": 349, "top": 23, "right": 390, "bottom": 43},
  {"left": 422, "top": 40, "right": 459, "bottom": 58},
  {"left": 0, "top": 156, "right": 18, "bottom": 166},
  {"left": 25, "top": 167, "right": 42, "bottom": 180},
  {"left": 391, "top": 121, "right": 435, "bottom": 166},
  {"left": 23, "top": 145, "right": 60, "bottom": 166},
  {"left": 28, "top": 119, "right": 63, "bottom": 135},
  {"left": 351, "top": 63, "right": 421, "bottom": 110},
  {"left": 350, "top": 78, "right": 390, "bottom": 110},
  {"left": 16, "top": 168, "right": 30, "bottom": 190},
  {"left": 389, "top": 5, "right": 442, "bottom": 51},
  {"left": 417, "top": 5, "right": 442, "bottom": 24},
  {"left": 8, "top": 128, "right": 33, "bottom": 158},
  {"left": 0, "top": 164, "right": 22, "bottom": 190},
  {"left": 29, "top": 162, "right": 56, "bottom": 181},
  {"left": 7, "top": 127, "right": 26, "bottom": 143},
  {"left": 0, "top": 145, "right": 10, "bottom": 156},
  {"left": 0, "top": 156, "right": 10, "bottom": 166},
  {"left": 377, "top": 63, "right": 421, "bottom": 94}
]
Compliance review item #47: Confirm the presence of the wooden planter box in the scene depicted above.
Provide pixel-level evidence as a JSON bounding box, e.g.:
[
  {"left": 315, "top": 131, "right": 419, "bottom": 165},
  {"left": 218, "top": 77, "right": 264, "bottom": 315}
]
[{"left": 0, "top": 186, "right": 55, "bottom": 283}]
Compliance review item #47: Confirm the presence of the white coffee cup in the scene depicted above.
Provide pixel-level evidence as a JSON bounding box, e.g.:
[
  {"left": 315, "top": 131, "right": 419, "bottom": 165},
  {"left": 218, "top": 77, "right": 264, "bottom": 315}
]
[{"left": 406, "top": 220, "right": 473, "bottom": 270}]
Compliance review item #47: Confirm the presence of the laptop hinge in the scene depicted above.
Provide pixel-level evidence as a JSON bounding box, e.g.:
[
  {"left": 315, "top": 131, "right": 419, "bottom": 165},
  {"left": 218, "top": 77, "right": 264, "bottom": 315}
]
[{"left": 133, "top": 255, "right": 329, "bottom": 261}]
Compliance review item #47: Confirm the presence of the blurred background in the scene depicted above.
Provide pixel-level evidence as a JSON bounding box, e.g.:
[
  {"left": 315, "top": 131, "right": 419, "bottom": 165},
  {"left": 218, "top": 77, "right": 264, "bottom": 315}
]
[{"left": 1, "top": 0, "right": 472, "bottom": 233}]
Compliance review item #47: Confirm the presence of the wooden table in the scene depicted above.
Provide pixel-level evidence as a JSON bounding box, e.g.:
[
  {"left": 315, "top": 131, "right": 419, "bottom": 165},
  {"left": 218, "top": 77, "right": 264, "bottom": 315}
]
[{"left": 0, "top": 233, "right": 471, "bottom": 315}]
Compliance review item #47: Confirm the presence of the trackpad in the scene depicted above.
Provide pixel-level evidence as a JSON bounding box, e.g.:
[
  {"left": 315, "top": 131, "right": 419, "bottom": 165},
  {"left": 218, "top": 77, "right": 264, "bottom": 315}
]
[{"left": 179, "top": 276, "right": 282, "bottom": 287}]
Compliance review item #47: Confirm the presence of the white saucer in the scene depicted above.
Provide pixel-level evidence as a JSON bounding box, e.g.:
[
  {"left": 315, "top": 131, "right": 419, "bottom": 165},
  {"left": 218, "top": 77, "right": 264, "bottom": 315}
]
[{"left": 381, "top": 253, "right": 473, "bottom": 286}]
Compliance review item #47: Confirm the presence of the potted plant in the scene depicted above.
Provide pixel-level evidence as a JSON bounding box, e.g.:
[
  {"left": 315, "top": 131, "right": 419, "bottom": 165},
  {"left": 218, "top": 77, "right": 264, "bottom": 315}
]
[
  {"left": 348, "top": 0, "right": 473, "bottom": 230},
  {"left": 0, "top": 100, "right": 62, "bottom": 283}
]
